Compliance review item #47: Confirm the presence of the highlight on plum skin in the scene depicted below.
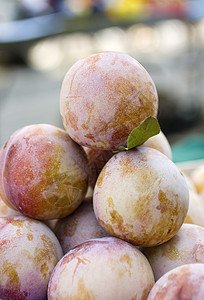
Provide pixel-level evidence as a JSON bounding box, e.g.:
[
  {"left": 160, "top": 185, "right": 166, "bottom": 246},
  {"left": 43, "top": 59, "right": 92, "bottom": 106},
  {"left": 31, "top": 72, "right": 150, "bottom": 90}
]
[
  {"left": 0, "top": 124, "right": 89, "bottom": 220},
  {"left": 0, "top": 215, "right": 63, "bottom": 300},
  {"left": 60, "top": 51, "right": 158, "bottom": 151},
  {"left": 93, "top": 147, "right": 189, "bottom": 247},
  {"left": 147, "top": 263, "right": 204, "bottom": 300},
  {"left": 47, "top": 237, "right": 155, "bottom": 300},
  {"left": 55, "top": 197, "right": 109, "bottom": 254}
]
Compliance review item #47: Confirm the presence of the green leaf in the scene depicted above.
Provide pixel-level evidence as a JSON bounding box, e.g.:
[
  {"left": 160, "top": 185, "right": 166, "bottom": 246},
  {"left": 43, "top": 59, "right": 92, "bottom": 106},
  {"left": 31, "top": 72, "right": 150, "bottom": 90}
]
[{"left": 126, "top": 116, "right": 160, "bottom": 150}]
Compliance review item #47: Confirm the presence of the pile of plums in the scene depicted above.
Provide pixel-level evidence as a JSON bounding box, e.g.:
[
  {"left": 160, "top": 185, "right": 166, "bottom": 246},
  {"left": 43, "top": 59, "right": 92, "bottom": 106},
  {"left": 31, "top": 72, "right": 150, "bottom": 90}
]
[{"left": 1, "top": 52, "right": 204, "bottom": 300}]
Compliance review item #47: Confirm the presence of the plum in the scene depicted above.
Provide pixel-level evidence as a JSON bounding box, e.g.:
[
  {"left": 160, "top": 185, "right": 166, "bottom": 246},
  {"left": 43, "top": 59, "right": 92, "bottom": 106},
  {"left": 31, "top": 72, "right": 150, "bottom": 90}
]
[
  {"left": 48, "top": 237, "right": 154, "bottom": 300},
  {"left": 147, "top": 263, "right": 204, "bottom": 300},
  {"left": 184, "top": 190, "right": 204, "bottom": 227},
  {"left": 0, "top": 124, "right": 89, "bottom": 220},
  {"left": 0, "top": 215, "right": 63, "bottom": 300},
  {"left": 93, "top": 147, "right": 189, "bottom": 247},
  {"left": 142, "top": 131, "right": 172, "bottom": 160},
  {"left": 143, "top": 223, "right": 204, "bottom": 281},
  {"left": 60, "top": 51, "right": 158, "bottom": 151},
  {"left": 55, "top": 197, "right": 109, "bottom": 253},
  {"left": 190, "top": 164, "right": 204, "bottom": 198}
]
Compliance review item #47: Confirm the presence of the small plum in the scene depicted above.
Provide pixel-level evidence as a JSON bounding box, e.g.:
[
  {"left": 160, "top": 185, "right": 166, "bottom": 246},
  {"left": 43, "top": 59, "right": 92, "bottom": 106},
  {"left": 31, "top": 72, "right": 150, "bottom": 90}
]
[
  {"left": 190, "top": 164, "right": 204, "bottom": 198},
  {"left": 93, "top": 147, "right": 189, "bottom": 247},
  {"left": 48, "top": 237, "right": 154, "bottom": 300},
  {"left": 0, "top": 124, "right": 89, "bottom": 220},
  {"left": 147, "top": 263, "right": 204, "bottom": 300},
  {"left": 60, "top": 51, "right": 158, "bottom": 150},
  {"left": 0, "top": 216, "right": 63, "bottom": 300},
  {"left": 143, "top": 223, "right": 204, "bottom": 281},
  {"left": 184, "top": 190, "right": 204, "bottom": 227},
  {"left": 55, "top": 197, "right": 109, "bottom": 253}
]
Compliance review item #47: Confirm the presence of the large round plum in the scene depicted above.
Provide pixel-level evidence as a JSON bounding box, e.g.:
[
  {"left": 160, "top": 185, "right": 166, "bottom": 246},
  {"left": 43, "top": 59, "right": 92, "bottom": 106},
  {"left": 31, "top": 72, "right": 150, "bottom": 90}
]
[
  {"left": 48, "top": 237, "right": 154, "bottom": 300},
  {"left": 0, "top": 124, "right": 89, "bottom": 220},
  {"left": 93, "top": 147, "right": 189, "bottom": 247}
]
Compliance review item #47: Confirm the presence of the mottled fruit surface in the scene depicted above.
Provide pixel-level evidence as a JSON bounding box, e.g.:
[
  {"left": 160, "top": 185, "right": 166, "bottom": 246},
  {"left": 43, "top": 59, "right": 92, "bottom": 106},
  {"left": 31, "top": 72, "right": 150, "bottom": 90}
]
[
  {"left": 0, "top": 124, "right": 89, "bottom": 220},
  {"left": 48, "top": 237, "right": 154, "bottom": 300},
  {"left": 0, "top": 216, "right": 63, "bottom": 300},
  {"left": 93, "top": 147, "right": 189, "bottom": 247},
  {"left": 143, "top": 223, "right": 204, "bottom": 281},
  {"left": 60, "top": 52, "right": 158, "bottom": 150},
  {"left": 147, "top": 263, "right": 204, "bottom": 300},
  {"left": 55, "top": 198, "right": 109, "bottom": 253}
]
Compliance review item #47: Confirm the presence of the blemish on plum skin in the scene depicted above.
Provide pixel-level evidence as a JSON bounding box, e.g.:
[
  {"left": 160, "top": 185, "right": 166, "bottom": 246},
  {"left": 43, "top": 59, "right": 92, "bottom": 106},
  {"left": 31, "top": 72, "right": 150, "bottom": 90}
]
[
  {"left": 10, "top": 220, "right": 24, "bottom": 228},
  {"left": 27, "top": 233, "right": 33, "bottom": 241},
  {"left": 120, "top": 254, "right": 132, "bottom": 268},
  {"left": 40, "top": 262, "right": 49, "bottom": 280}
]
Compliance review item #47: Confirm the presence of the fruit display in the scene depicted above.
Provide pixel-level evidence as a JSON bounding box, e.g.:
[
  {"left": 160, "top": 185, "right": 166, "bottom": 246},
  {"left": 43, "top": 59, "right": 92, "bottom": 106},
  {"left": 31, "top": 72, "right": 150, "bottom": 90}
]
[{"left": 2, "top": 51, "right": 203, "bottom": 299}]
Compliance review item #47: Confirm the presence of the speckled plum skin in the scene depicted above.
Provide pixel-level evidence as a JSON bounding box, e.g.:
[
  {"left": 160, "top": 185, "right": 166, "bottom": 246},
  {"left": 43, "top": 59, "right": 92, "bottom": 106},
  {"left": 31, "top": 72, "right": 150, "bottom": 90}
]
[
  {"left": 55, "top": 197, "right": 109, "bottom": 254},
  {"left": 60, "top": 52, "right": 158, "bottom": 150},
  {"left": 0, "top": 124, "right": 89, "bottom": 220},
  {"left": 48, "top": 237, "right": 154, "bottom": 300},
  {"left": 147, "top": 263, "right": 204, "bottom": 300},
  {"left": 143, "top": 223, "right": 204, "bottom": 281},
  {"left": 93, "top": 147, "right": 189, "bottom": 247},
  {"left": 0, "top": 216, "right": 63, "bottom": 300}
]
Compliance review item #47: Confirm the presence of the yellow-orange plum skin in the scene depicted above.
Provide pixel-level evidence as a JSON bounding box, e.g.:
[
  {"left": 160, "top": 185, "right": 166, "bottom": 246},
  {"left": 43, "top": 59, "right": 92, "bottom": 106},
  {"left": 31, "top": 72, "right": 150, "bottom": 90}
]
[
  {"left": 48, "top": 237, "right": 154, "bottom": 300},
  {"left": 60, "top": 52, "right": 158, "bottom": 151},
  {"left": 0, "top": 124, "right": 89, "bottom": 220},
  {"left": 147, "top": 263, "right": 204, "bottom": 300},
  {"left": 143, "top": 223, "right": 204, "bottom": 281},
  {"left": 0, "top": 216, "right": 63, "bottom": 300},
  {"left": 93, "top": 147, "right": 189, "bottom": 247}
]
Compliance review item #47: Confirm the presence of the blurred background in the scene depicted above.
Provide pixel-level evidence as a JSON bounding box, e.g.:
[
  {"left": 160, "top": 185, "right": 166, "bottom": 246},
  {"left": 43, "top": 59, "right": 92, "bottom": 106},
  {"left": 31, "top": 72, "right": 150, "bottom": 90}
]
[{"left": 0, "top": 0, "right": 204, "bottom": 163}]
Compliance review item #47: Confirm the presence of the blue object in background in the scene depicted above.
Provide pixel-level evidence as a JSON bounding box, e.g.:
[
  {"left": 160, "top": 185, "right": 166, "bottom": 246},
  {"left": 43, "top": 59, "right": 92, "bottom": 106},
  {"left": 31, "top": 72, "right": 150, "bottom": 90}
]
[{"left": 172, "top": 134, "right": 204, "bottom": 163}]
